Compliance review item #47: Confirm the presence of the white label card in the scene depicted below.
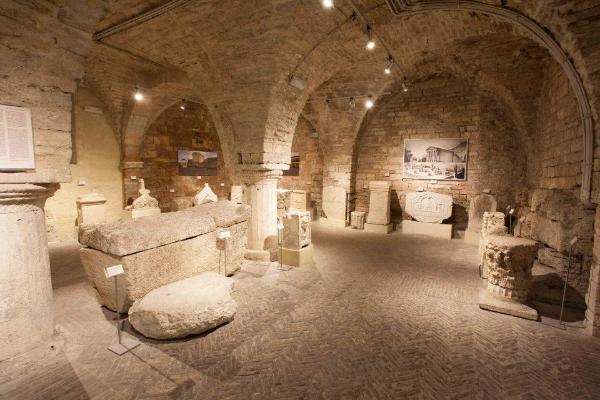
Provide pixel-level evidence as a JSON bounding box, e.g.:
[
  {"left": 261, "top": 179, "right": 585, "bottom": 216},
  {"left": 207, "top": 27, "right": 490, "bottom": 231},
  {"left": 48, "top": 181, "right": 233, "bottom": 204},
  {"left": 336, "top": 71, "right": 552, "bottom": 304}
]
[
  {"left": 0, "top": 105, "right": 35, "bottom": 171},
  {"left": 217, "top": 231, "right": 231, "bottom": 239},
  {"left": 104, "top": 264, "right": 124, "bottom": 278}
]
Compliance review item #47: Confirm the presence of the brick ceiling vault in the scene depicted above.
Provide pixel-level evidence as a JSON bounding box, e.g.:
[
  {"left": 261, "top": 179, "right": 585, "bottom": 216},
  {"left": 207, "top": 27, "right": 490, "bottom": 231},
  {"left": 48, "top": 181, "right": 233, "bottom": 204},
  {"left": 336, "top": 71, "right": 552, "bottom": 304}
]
[{"left": 381, "top": 0, "right": 594, "bottom": 203}]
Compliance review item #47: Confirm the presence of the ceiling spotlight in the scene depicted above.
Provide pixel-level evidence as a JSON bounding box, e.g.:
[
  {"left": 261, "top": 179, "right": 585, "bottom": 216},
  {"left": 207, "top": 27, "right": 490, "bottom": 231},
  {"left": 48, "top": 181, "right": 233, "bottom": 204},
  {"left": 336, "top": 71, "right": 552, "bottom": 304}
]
[
  {"left": 322, "top": 0, "right": 334, "bottom": 9},
  {"left": 402, "top": 77, "right": 409, "bottom": 92},
  {"left": 179, "top": 99, "right": 186, "bottom": 110},
  {"left": 349, "top": 97, "right": 356, "bottom": 109},
  {"left": 365, "top": 96, "right": 374, "bottom": 109},
  {"left": 384, "top": 55, "right": 394, "bottom": 74},
  {"left": 133, "top": 87, "right": 144, "bottom": 102},
  {"left": 365, "top": 26, "right": 376, "bottom": 50}
]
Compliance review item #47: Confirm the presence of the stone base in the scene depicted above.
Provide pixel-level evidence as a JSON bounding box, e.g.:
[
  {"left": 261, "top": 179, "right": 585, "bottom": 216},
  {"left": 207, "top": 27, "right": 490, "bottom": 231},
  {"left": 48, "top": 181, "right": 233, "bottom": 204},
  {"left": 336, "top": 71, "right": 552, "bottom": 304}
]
[
  {"left": 244, "top": 249, "right": 271, "bottom": 262},
  {"left": 281, "top": 244, "right": 314, "bottom": 267},
  {"left": 364, "top": 223, "right": 393, "bottom": 234},
  {"left": 478, "top": 289, "right": 539, "bottom": 321},
  {"left": 464, "top": 230, "right": 480, "bottom": 245},
  {"left": 319, "top": 218, "right": 346, "bottom": 228},
  {"left": 402, "top": 220, "right": 452, "bottom": 239},
  {"left": 132, "top": 207, "right": 161, "bottom": 219}
]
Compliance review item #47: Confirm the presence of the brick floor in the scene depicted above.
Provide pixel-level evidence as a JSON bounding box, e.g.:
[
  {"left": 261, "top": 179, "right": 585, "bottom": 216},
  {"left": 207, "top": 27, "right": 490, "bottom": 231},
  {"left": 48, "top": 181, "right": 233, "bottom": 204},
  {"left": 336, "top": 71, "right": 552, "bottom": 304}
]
[{"left": 2, "top": 224, "right": 600, "bottom": 399}]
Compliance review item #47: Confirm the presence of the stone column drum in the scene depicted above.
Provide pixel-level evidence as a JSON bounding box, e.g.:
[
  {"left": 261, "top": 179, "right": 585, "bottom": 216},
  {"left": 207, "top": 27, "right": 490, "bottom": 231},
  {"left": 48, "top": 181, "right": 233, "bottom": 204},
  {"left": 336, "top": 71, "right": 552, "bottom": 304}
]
[
  {"left": 0, "top": 184, "right": 54, "bottom": 361},
  {"left": 365, "top": 181, "right": 393, "bottom": 233},
  {"left": 351, "top": 211, "right": 366, "bottom": 229},
  {"left": 479, "top": 211, "right": 507, "bottom": 278},
  {"left": 242, "top": 174, "right": 279, "bottom": 261},
  {"left": 479, "top": 235, "right": 539, "bottom": 320}
]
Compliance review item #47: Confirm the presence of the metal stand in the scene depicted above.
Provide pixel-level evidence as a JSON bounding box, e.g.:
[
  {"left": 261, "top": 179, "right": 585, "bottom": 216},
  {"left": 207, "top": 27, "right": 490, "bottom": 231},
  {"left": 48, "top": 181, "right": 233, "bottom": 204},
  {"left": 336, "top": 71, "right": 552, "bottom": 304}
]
[
  {"left": 559, "top": 246, "right": 574, "bottom": 327},
  {"left": 107, "top": 275, "right": 140, "bottom": 356},
  {"left": 219, "top": 238, "right": 229, "bottom": 275}
]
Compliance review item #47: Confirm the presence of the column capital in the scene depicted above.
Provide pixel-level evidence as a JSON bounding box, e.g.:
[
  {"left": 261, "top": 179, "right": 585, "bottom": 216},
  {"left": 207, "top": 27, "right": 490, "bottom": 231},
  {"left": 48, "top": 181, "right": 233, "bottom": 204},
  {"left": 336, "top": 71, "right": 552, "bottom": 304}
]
[
  {"left": 0, "top": 184, "right": 49, "bottom": 213},
  {"left": 237, "top": 164, "right": 283, "bottom": 184}
]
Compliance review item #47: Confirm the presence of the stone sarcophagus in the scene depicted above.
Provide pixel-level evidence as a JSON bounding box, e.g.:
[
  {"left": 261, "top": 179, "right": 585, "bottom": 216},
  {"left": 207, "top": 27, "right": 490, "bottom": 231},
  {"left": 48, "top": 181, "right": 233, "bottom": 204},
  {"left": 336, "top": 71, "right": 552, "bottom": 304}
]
[
  {"left": 402, "top": 191, "right": 453, "bottom": 238},
  {"left": 79, "top": 200, "right": 250, "bottom": 312},
  {"left": 405, "top": 191, "right": 452, "bottom": 223}
]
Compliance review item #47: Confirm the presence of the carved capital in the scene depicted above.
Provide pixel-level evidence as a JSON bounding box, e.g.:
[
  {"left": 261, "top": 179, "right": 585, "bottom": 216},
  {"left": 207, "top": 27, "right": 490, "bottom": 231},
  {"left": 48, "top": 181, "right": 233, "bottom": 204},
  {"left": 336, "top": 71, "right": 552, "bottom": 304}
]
[{"left": 0, "top": 184, "right": 49, "bottom": 214}]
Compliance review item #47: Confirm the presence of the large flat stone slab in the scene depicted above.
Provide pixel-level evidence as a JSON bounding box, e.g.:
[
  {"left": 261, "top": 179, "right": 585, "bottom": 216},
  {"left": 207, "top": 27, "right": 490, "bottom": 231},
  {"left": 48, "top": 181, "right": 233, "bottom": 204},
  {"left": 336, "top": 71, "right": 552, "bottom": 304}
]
[
  {"left": 479, "top": 289, "right": 539, "bottom": 321},
  {"left": 129, "top": 272, "right": 237, "bottom": 340}
]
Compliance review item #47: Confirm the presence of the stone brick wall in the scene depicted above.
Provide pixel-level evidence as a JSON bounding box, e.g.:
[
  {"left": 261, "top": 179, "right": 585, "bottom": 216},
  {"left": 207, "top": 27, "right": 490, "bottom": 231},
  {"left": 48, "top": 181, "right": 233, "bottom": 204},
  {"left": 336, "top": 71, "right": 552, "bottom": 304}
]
[
  {"left": 355, "top": 77, "right": 526, "bottom": 231},
  {"left": 280, "top": 115, "right": 323, "bottom": 215},
  {"left": 0, "top": 1, "right": 105, "bottom": 184},
  {"left": 140, "top": 101, "right": 230, "bottom": 211},
  {"left": 45, "top": 87, "right": 122, "bottom": 241}
]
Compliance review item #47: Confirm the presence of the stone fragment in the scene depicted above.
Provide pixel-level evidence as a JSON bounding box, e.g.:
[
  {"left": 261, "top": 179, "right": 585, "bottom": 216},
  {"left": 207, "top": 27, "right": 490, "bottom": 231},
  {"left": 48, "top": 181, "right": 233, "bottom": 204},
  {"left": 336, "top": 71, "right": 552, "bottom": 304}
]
[
  {"left": 365, "top": 181, "right": 393, "bottom": 233},
  {"left": 76, "top": 191, "right": 106, "bottom": 226},
  {"left": 230, "top": 185, "right": 243, "bottom": 204},
  {"left": 351, "top": 211, "right": 366, "bottom": 229},
  {"left": 465, "top": 193, "right": 497, "bottom": 244},
  {"left": 170, "top": 197, "right": 193, "bottom": 211},
  {"left": 405, "top": 191, "right": 452, "bottom": 223},
  {"left": 322, "top": 186, "right": 347, "bottom": 226},
  {"left": 281, "top": 210, "right": 313, "bottom": 267},
  {"left": 479, "top": 211, "right": 507, "bottom": 278},
  {"left": 194, "top": 183, "right": 218, "bottom": 206},
  {"left": 290, "top": 189, "right": 310, "bottom": 211},
  {"left": 128, "top": 179, "right": 161, "bottom": 218},
  {"left": 128, "top": 272, "right": 236, "bottom": 340}
]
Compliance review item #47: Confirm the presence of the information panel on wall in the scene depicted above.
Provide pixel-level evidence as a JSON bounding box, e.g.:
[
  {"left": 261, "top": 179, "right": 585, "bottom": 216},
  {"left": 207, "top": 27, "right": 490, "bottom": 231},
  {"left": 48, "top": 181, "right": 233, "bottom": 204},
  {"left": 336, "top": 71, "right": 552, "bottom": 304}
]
[{"left": 0, "top": 105, "right": 35, "bottom": 171}]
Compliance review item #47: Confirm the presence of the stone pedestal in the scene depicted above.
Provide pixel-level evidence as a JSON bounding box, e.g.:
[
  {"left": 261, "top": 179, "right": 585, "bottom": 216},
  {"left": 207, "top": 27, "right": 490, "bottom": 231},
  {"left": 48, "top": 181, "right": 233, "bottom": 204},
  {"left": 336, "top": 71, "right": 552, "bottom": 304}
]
[
  {"left": 0, "top": 184, "right": 54, "bottom": 361},
  {"left": 243, "top": 175, "right": 279, "bottom": 261},
  {"left": 479, "top": 235, "right": 539, "bottom": 320},
  {"left": 351, "top": 211, "right": 366, "bottom": 229},
  {"left": 465, "top": 193, "right": 497, "bottom": 244},
  {"left": 76, "top": 192, "right": 107, "bottom": 226},
  {"left": 365, "top": 181, "right": 393, "bottom": 234},
  {"left": 281, "top": 210, "right": 313, "bottom": 267},
  {"left": 402, "top": 220, "right": 452, "bottom": 239},
  {"left": 321, "top": 186, "right": 347, "bottom": 227}
]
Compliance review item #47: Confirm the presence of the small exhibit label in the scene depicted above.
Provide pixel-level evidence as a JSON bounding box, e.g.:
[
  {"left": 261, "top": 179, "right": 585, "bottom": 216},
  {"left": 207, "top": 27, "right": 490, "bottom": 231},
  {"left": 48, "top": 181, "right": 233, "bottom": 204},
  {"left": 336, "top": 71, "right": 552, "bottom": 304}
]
[
  {"left": 104, "top": 264, "right": 124, "bottom": 278},
  {"left": 217, "top": 230, "right": 231, "bottom": 239}
]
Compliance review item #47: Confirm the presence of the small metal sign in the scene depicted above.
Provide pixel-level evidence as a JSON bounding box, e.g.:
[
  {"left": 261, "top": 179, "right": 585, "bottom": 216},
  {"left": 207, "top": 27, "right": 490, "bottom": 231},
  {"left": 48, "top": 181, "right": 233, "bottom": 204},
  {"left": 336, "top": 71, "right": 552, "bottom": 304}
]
[{"left": 104, "top": 264, "right": 124, "bottom": 279}]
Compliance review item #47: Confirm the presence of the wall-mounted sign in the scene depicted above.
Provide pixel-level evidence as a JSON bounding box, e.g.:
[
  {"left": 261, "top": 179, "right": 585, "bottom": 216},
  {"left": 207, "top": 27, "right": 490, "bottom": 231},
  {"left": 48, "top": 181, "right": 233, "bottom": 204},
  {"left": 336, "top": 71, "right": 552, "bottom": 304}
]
[
  {"left": 0, "top": 105, "right": 35, "bottom": 171},
  {"left": 403, "top": 138, "right": 468, "bottom": 181}
]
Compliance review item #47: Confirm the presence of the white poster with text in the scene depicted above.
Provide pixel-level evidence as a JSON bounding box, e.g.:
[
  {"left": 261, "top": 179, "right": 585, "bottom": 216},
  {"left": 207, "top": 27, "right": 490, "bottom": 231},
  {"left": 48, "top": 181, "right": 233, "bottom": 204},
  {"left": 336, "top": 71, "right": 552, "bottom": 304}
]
[{"left": 0, "top": 105, "right": 35, "bottom": 170}]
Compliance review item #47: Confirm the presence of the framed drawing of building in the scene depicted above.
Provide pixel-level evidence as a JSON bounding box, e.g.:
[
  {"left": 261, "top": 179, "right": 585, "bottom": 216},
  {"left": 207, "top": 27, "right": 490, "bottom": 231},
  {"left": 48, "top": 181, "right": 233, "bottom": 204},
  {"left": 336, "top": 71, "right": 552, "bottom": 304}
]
[
  {"left": 403, "top": 138, "right": 468, "bottom": 180},
  {"left": 178, "top": 150, "right": 218, "bottom": 176}
]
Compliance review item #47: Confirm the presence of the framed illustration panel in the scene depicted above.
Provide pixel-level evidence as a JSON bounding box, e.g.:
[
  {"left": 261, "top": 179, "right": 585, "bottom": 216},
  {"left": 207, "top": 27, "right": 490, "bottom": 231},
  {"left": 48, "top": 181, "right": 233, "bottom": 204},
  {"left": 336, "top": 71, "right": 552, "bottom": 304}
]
[
  {"left": 178, "top": 150, "right": 218, "bottom": 176},
  {"left": 0, "top": 105, "right": 35, "bottom": 171},
  {"left": 403, "top": 138, "right": 468, "bottom": 180}
]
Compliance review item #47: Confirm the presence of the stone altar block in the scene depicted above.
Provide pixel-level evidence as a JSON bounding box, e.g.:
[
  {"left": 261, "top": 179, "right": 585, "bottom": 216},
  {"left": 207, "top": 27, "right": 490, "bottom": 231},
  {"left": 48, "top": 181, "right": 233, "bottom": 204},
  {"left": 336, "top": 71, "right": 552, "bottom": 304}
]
[
  {"left": 465, "top": 193, "right": 497, "bottom": 244},
  {"left": 76, "top": 192, "right": 107, "bottom": 226},
  {"left": 365, "top": 181, "right": 393, "bottom": 233},
  {"left": 281, "top": 210, "right": 313, "bottom": 267},
  {"left": 321, "top": 186, "right": 347, "bottom": 227},
  {"left": 79, "top": 200, "right": 250, "bottom": 312},
  {"left": 129, "top": 179, "right": 161, "bottom": 219},
  {"left": 289, "top": 189, "right": 310, "bottom": 211},
  {"left": 479, "top": 235, "right": 539, "bottom": 320},
  {"left": 351, "top": 211, "right": 366, "bottom": 229},
  {"left": 403, "top": 192, "right": 453, "bottom": 238}
]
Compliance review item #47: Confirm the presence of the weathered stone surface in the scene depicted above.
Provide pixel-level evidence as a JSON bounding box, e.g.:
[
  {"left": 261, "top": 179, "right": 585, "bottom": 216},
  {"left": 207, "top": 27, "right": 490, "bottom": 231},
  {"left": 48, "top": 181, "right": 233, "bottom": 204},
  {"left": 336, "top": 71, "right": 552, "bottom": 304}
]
[
  {"left": 131, "top": 179, "right": 159, "bottom": 210},
  {"left": 322, "top": 186, "right": 347, "bottom": 223},
  {"left": 76, "top": 192, "right": 106, "bottom": 226},
  {"left": 282, "top": 210, "right": 311, "bottom": 250},
  {"left": 194, "top": 183, "right": 218, "bottom": 206},
  {"left": 479, "top": 211, "right": 508, "bottom": 278},
  {"left": 351, "top": 211, "right": 366, "bottom": 229},
  {"left": 485, "top": 235, "right": 538, "bottom": 301},
  {"left": 170, "top": 197, "right": 193, "bottom": 211},
  {"left": 405, "top": 192, "right": 452, "bottom": 224},
  {"left": 230, "top": 185, "right": 243, "bottom": 204},
  {"left": 466, "top": 193, "right": 497, "bottom": 234},
  {"left": 128, "top": 272, "right": 236, "bottom": 340},
  {"left": 366, "top": 181, "right": 392, "bottom": 225},
  {"left": 289, "top": 189, "right": 310, "bottom": 211}
]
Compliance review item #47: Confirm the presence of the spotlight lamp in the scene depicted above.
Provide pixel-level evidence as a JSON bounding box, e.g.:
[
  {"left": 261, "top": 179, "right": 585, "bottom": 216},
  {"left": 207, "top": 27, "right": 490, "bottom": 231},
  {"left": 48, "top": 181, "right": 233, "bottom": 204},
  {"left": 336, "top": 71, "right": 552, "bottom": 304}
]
[
  {"left": 365, "top": 26, "right": 375, "bottom": 50},
  {"left": 402, "top": 77, "right": 409, "bottom": 92},
  {"left": 384, "top": 55, "right": 394, "bottom": 75},
  {"left": 365, "top": 96, "right": 374, "bottom": 109},
  {"left": 349, "top": 97, "right": 356, "bottom": 109},
  {"left": 179, "top": 99, "right": 186, "bottom": 110},
  {"left": 133, "top": 87, "right": 144, "bottom": 102},
  {"left": 322, "top": 0, "right": 334, "bottom": 8}
]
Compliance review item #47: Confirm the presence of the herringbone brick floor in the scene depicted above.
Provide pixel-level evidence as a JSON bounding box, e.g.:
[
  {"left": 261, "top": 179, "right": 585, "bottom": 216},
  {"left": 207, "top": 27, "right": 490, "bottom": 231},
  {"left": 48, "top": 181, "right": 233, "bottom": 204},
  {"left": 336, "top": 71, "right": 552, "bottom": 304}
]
[{"left": 2, "top": 224, "right": 600, "bottom": 399}]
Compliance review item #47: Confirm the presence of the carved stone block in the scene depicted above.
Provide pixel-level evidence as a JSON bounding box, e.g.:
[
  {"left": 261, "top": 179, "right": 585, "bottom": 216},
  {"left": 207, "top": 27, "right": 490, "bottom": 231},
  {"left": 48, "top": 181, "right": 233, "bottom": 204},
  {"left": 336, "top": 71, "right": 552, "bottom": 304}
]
[{"left": 405, "top": 191, "right": 452, "bottom": 223}]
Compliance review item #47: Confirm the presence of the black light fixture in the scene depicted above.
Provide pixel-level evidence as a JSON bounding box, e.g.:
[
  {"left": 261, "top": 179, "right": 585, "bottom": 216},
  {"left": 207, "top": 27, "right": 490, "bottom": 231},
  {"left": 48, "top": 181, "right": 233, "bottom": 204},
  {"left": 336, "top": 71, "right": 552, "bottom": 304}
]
[
  {"left": 179, "top": 99, "right": 186, "bottom": 110},
  {"left": 384, "top": 55, "right": 394, "bottom": 74},
  {"left": 365, "top": 26, "right": 375, "bottom": 50},
  {"left": 402, "top": 77, "right": 409, "bottom": 92}
]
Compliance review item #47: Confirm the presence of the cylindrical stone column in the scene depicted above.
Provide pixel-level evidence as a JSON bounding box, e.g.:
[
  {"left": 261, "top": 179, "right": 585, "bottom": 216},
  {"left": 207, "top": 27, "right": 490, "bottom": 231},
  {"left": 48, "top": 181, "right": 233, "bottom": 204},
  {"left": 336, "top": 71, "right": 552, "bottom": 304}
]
[
  {"left": 0, "top": 184, "right": 54, "bottom": 361},
  {"left": 240, "top": 171, "right": 280, "bottom": 261}
]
